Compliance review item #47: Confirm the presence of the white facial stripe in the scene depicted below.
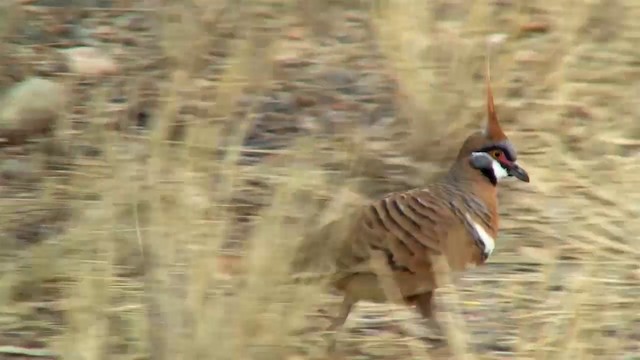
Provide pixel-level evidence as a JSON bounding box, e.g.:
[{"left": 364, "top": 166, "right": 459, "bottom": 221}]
[
  {"left": 465, "top": 213, "right": 495, "bottom": 257},
  {"left": 491, "top": 158, "right": 509, "bottom": 180},
  {"left": 471, "top": 151, "right": 509, "bottom": 181}
]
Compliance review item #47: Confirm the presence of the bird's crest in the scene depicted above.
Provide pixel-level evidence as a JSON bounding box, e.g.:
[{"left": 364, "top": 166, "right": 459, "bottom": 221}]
[{"left": 484, "top": 60, "right": 507, "bottom": 142}]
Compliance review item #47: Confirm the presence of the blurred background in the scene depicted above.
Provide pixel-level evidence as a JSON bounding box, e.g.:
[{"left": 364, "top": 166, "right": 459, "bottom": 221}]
[{"left": 0, "top": 0, "right": 638, "bottom": 359}]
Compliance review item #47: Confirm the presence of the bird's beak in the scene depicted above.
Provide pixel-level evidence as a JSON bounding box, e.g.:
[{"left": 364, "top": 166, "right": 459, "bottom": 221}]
[{"left": 506, "top": 162, "right": 530, "bottom": 183}]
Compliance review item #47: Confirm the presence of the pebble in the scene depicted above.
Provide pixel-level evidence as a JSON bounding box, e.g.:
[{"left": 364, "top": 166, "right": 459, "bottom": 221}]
[
  {"left": 125, "top": 15, "right": 148, "bottom": 31},
  {"left": 0, "top": 77, "right": 66, "bottom": 145},
  {"left": 295, "top": 94, "right": 316, "bottom": 108},
  {"left": 0, "top": 158, "right": 36, "bottom": 182},
  {"left": 487, "top": 33, "right": 509, "bottom": 46},
  {"left": 60, "top": 46, "right": 118, "bottom": 76},
  {"left": 322, "top": 69, "right": 357, "bottom": 94},
  {"left": 520, "top": 21, "right": 551, "bottom": 34},
  {"left": 514, "top": 50, "right": 543, "bottom": 64},
  {"left": 92, "top": 25, "right": 117, "bottom": 41}
]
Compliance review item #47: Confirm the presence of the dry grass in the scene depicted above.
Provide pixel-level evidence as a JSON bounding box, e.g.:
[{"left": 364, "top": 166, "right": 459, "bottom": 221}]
[{"left": 0, "top": 0, "right": 639, "bottom": 359}]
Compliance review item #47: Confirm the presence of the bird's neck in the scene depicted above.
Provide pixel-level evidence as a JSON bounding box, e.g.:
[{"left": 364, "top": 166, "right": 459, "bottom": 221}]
[{"left": 444, "top": 161, "right": 500, "bottom": 232}]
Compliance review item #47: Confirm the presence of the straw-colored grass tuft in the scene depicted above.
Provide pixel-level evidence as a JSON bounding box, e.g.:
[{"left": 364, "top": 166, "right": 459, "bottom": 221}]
[{"left": 0, "top": 1, "right": 639, "bottom": 359}]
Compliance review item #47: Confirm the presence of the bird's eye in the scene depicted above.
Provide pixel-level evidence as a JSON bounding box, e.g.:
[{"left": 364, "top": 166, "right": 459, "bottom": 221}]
[{"left": 490, "top": 150, "right": 502, "bottom": 159}]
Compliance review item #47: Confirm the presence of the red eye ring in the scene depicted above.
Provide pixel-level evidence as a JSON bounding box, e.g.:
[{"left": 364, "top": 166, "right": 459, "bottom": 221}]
[{"left": 490, "top": 150, "right": 502, "bottom": 159}]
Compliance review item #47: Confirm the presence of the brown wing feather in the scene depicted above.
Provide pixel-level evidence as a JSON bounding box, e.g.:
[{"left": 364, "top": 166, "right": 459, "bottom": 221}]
[
  {"left": 335, "top": 183, "right": 493, "bottom": 276},
  {"left": 360, "top": 187, "right": 450, "bottom": 274}
]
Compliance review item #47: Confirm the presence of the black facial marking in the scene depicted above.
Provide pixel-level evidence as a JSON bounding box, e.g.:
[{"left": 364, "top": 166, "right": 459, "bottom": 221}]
[
  {"left": 478, "top": 141, "right": 517, "bottom": 162},
  {"left": 469, "top": 153, "right": 498, "bottom": 187},
  {"left": 481, "top": 168, "right": 497, "bottom": 186}
]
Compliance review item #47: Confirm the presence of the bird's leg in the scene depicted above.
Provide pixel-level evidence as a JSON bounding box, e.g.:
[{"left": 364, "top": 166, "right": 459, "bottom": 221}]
[
  {"left": 413, "top": 291, "right": 435, "bottom": 318},
  {"left": 369, "top": 250, "right": 443, "bottom": 357},
  {"left": 371, "top": 247, "right": 451, "bottom": 345},
  {"left": 324, "top": 294, "right": 355, "bottom": 354},
  {"left": 412, "top": 291, "right": 445, "bottom": 342},
  {"left": 369, "top": 249, "right": 407, "bottom": 305}
]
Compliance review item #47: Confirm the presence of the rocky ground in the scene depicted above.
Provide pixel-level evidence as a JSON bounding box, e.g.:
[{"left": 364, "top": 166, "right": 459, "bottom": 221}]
[{"left": 0, "top": 1, "right": 639, "bottom": 360}]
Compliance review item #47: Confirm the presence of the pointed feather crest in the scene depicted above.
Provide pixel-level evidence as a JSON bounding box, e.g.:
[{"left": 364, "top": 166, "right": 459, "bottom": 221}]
[{"left": 484, "top": 60, "right": 507, "bottom": 141}]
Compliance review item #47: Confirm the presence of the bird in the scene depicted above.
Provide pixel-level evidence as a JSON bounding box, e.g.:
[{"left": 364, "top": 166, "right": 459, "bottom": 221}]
[{"left": 288, "top": 63, "right": 531, "bottom": 352}]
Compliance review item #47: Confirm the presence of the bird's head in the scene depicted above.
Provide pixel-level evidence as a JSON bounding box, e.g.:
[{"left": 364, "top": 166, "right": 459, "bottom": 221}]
[{"left": 455, "top": 67, "right": 529, "bottom": 186}]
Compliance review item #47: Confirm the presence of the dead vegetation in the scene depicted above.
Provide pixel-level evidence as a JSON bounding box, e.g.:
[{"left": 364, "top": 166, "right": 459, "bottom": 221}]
[{"left": 0, "top": 0, "right": 639, "bottom": 359}]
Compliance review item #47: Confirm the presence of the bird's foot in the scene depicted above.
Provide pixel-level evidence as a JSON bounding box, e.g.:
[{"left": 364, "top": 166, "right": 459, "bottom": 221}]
[
  {"left": 398, "top": 318, "right": 447, "bottom": 348},
  {"left": 321, "top": 330, "right": 343, "bottom": 358}
]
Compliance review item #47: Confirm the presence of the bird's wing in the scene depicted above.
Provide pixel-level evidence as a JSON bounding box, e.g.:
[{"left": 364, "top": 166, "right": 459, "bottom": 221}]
[{"left": 333, "top": 186, "right": 461, "bottom": 276}]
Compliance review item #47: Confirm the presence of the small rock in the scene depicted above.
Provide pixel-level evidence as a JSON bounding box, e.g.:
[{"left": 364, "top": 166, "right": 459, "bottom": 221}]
[
  {"left": 514, "top": 50, "right": 542, "bottom": 63},
  {"left": 60, "top": 46, "right": 118, "bottom": 76},
  {"left": 260, "top": 93, "right": 296, "bottom": 114},
  {"left": 345, "top": 12, "right": 366, "bottom": 22},
  {"left": 273, "top": 41, "right": 311, "bottom": 68},
  {"left": 482, "top": 338, "right": 514, "bottom": 353},
  {"left": 0, "top": 77, "right": 66, "bottom": 145},
  {"left": 487, "top": 33, "right": 509, "bottom": 46},
  {"left": 46, "top": 23, "right": 73, "bottom": 37},
  {"left": 520, "top": 21, "right": 550, "bottom": 34},
  {"left": 125, "top": 15, "right": 148, "bottom": 31},
  {"left": 286, "top": 27, "right": 306, "bottom": 40},
  {"left": 295, "top": 94, "right": 316, "bottom": 108},
  {"left": 78, "top": 144, "right": 102, "bottom": 157},
  {"left": 0, "top": 158, "right": 36, "bottom": 182},
  {"left": 121, "top": 35, "right": 138, "bottom": 46},
  {"left": 322, "top": 69, "right": 357, "bottom": 93},
  {"left": 92, "top": 25, "right": 117, "bottom": 41},
  {"left": 22, "top": 5, "right": 46, "bottom": 15}
]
